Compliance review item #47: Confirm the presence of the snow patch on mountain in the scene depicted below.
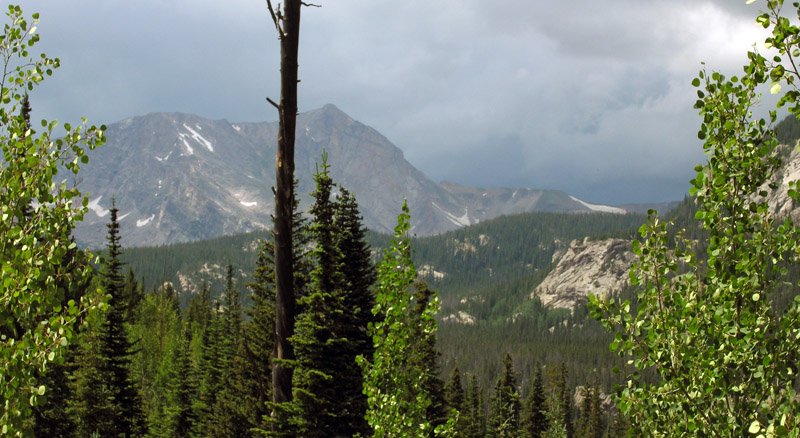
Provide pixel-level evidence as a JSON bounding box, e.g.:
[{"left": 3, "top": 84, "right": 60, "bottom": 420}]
[
  {"left": 432, "top": 202, "right": 472, "bottom": 227},
  {"left": 136, "top": 214, "right": 155, "bottom": 228},
  {"left": 240, "top": 201, "right": 257, "bottom": 207},
  {"left": 155, "top": 151, "right": 173, "bottom": 162},
  {"left": 87, "top": 196, "right": 109, "bottom": 218},
  {"left": 118, "top": 211, "right": 132, "bottom": 221},
  {"left": 232, "top": 124, "right": 241, "bottom": 131},
  {"left": 178, "top": 135, "right": 194, "bottom": 155},
  {"left": 182, "top": 123, "right": 214, "bottom": 152},
  {"left": 569, "top": 196, "right": 625, "bottom": 214}
]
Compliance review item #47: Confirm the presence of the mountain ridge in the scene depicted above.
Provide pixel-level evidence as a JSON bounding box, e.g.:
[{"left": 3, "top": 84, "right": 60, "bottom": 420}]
[{"left": 73, "top": 104, "right": 648, "bottom": 247}]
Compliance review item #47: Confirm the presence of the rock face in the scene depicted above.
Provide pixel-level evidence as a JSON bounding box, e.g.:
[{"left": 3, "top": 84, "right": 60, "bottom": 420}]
[
  {"left": 73, "top": 104, "right": 625, "bottom": 247},
  {"left": 762, "top": 145, "right": 800, "bottom": 222},
  {"left": 532, "top": 238, "right": 636, "bottom": 310}
]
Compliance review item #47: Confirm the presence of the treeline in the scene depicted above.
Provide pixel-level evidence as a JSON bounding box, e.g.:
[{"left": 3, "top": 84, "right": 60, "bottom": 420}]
[{"left": 28, "top": 156, "right": 637, "bottom": 437}]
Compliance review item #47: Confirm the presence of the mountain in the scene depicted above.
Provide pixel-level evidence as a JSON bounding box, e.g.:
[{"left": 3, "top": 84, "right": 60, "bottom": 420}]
[{"left": 73, "top": 104, "right": 631, "bottom": 247}]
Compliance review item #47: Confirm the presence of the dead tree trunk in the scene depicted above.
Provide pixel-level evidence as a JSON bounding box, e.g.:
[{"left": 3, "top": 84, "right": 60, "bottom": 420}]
[{"left": 267, "top": 0, "right": 302, "bottom": 406}]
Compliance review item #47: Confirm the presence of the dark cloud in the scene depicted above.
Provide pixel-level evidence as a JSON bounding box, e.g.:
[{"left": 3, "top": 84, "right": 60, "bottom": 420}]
[{"left": 23, "top": 0, "right": 769, "bottom": 205}]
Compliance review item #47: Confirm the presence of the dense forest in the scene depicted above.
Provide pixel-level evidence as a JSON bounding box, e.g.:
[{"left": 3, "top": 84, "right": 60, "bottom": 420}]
[{"left": 8, "top": 2, "right": 800, "bottom": 437}]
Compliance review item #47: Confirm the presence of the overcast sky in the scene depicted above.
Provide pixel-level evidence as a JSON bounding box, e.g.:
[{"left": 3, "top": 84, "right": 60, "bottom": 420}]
[{"left": 25, "top": 0, "right": 774, "bottom": 205}]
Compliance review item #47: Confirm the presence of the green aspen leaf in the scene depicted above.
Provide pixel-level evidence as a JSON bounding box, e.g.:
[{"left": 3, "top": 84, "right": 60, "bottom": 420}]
[
  {"left": 749, "top": 420, "right": 761, "bottom": 433},
  {"left": 771, "top": 82, "right": 782, "bottom": 94}
]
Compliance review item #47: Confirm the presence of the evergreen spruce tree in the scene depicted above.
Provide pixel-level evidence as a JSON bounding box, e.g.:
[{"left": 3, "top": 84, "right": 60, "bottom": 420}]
[
  {"left": 69, "top": 321, "right": 117, "bottom": 437},
  {"left": 292, "top": 156, "right": 350, "bottom": 436},
  {"left": 488, "top": 354, "right": 521, "bottom": 438},
  {"left": 244, "top": 238, "right": 277, "bottom": 430},
  {"left": 466, "top": 374, "right": 486, "bottom": 438},
  {"left": 521, "top": 366, "right": 548, "bottom": 438},
  {"left": 210, "top": 263, "right": 253, "bottom": 437},
  {"left": 197, "top": 301, "right": 225, "bottom": 430},
  {"left": 584, "top": 381, "right": 603, "bottom": 438},
  {"left": 444, "top": 367, "right": 469, "bottom": 436},
  {"left": 411, "top": 281, "right": 448, "bottom": 434},
  {"left": 291, "top": 156, "right": 376, "bottom": 437},
  {"left": 332, "top": 185, "right": 376, "bottom": 437},
  {"left": 122, "top": 268, "right": 144, "bottom": 323},
  {"left": 172, "top": 324, "right": 199, "bottom": 438},
  {"left": 576, "top": 386, "right": 592, "bottom": 438},
  {"left": 547, "top": 363, "right": 574, "bottom": 438},
  {"left": 99, "top": 199, "right": 148, "bottom": 437}
]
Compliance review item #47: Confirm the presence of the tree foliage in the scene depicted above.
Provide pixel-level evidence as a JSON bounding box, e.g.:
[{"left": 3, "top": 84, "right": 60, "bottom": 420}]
[
  {"left": 590, "top": 2, "right": 800, "bottom": 435},
  {"left": 358, "top": 202, "right": 455, "bottom": 438},
  {"left": 0, "top": 5, "right": 106, "bottom": 435}
]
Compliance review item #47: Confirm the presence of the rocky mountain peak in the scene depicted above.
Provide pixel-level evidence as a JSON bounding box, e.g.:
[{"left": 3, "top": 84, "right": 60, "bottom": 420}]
[{"left": 73, "top": 105, "right": 631, "bottom": 248}]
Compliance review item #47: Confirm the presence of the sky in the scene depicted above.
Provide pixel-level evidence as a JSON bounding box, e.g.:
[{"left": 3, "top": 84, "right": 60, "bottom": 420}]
[{"left": 24, "top": 0, "right": 775, "bottom": 205}]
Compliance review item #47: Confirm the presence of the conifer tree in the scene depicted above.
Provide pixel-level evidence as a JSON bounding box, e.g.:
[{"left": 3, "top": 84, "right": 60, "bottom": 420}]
[
  {"left": 122, "top": 268, "right": 144, "bottom": 323},
  {"left": 172, "top": 324, "right": 198, "bottom": 438},
  {"left": 244, "top": 239, "right": 277, "bottom": 429},
  {"left": 210, "top": 263, "right": 253, "bottom": 437},
  {"left": 292, "top": 156, "right": 354, "bottom": 436},
  {"left": 69, "top": 320, "right": 117, "bottom": 437},
  {"left": 99, "top": 199, "right": 148, "bottom": 437},
  {"left": 444, "top": 367, "right": 469, "bottom": 436},
  {"left": 521, "top": 366, "right": 548, "bottom": 438},
  {"left": 332, "top": 185, "right": 375, "bottom": 437},
  {"left": 197, "top": 301, "right": 224, "bottom": 430},
  {"left": 290, "top": 156, "right": 376, "bottom": 437},
  {"left": 584, "top": 382, "right": 603, "bottom": 438},
  {"left": 411, "top": 281, "right": 448, "bottom": 434},
  {"left": 465, "top": 374, "right": 486, "bottom": 438},
  {"left": 548, "top": 363, "right": 573, "bottom": 438},
  {"left": 488, "top": 354, "right": 521, "bottom": 438}
]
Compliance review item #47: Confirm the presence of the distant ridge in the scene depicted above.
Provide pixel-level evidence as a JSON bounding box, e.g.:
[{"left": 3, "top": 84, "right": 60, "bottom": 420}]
[{"left": 73, "top": 105, "right": 650, "bottom": 247}]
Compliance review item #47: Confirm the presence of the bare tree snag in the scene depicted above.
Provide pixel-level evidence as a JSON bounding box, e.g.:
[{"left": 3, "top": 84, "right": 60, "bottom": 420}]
[{"left": 267, "top": 0, "right": 302, "bottom": 407}]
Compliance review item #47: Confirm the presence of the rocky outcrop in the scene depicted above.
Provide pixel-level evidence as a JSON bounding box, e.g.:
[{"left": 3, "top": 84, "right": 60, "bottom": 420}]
[
  {"left": 762, "top": 145, "right": 800, "bottom": 222},
  {"left": 532, "top": 237, "right": 635, "bottom": 310}
]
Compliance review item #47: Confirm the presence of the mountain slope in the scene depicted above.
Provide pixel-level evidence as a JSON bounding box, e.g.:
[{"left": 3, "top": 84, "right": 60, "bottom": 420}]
[{"left": 74, "top": 104, "right": 627, "bottom": 247}]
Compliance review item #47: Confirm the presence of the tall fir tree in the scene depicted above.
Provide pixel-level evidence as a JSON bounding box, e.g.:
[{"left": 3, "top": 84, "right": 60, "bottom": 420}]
[
  {"left": 332, "top": 185, "right": 375, "bottom": 437},
  {"left": 465, "top": 374, "right": 487, "bottom": 438},
  {"left": 197, "top": 300, "right": 224, "bottom": 431},
  {"left": 69, "top": 318, "right": 117, "bottom": 437},
  {"left": 444, "top": 367, "right": 469, "bottom": 436},
  {"left": 411, "top": 281, "right": 448, "bottom": 435},
  {"left": 244, "top": 238, "right": 278, "bottom": 431},
  {"left": 172, "top": 323, "right": 199, "bottom": 438},
  {"left": 488, "top": 354, "right": 521, "bottom": 438},
  {"left": 292, "top": 156, "right": 352, "bottom": 436},
  {"left": 98, "top": 199, "right": 148, "bottom": 437},
  {"left": 291, "top": 156, "right": 376, "bottom": 437},
  {"left": 210, "top": 263, "right": 253, "bottom": 437},
  {"left": 520, "top": 365, "right": 548, "bottom": 438}
]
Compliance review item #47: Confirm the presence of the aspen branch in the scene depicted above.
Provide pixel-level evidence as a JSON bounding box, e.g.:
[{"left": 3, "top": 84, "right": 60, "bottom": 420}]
[
  {"left": 267, "top": 97, "right": 280, "bottom": 110},
  {"left": 302, "top": 2, "right": 322, "bottom": 7}
]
